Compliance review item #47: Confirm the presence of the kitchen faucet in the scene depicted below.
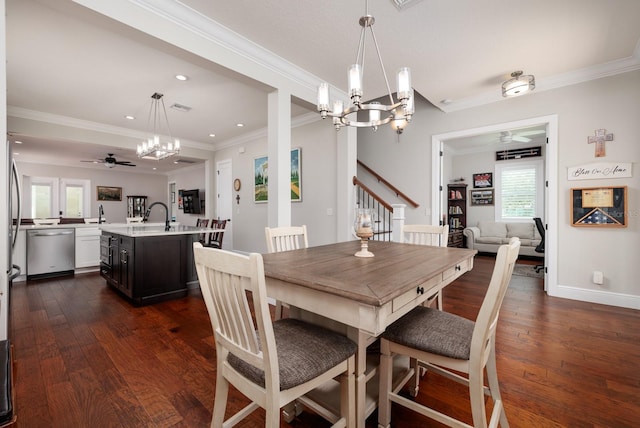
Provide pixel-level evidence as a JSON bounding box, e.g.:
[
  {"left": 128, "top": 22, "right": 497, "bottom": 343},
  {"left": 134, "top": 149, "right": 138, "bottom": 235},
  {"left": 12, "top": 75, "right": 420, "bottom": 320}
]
[
  {"left": 98, "top": 204, "right": 105, "bottom": 224},
  {"left": 144, "top": 202, "right": 170, "bottom": 231}
]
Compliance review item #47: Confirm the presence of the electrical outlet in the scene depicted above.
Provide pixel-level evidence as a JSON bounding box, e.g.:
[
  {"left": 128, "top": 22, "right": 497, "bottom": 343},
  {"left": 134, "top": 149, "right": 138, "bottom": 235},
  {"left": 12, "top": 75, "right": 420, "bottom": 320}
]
[{"left": 593, "top": 271, "right": 604, "bottom": 285}]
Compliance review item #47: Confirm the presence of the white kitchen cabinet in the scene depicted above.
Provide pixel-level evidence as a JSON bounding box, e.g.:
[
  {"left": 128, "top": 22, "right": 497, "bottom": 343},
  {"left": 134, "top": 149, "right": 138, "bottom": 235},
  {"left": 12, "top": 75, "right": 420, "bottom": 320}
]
[{"left": 75, "top": 227, "right": 101, "bottom": 268}]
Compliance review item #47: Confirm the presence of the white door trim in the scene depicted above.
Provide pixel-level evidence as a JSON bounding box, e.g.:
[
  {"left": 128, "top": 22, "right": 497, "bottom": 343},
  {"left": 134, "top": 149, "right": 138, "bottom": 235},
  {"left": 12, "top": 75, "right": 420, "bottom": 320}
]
[{"left": 431, "top": 115, "right": 558, "bottom": 296}]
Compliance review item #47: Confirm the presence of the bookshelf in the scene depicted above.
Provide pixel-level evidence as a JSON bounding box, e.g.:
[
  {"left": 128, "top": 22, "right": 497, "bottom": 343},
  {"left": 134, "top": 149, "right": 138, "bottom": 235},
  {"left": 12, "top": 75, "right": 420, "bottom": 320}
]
[{"left": 447, "top": 184, "right": 467, "bottom": 247}]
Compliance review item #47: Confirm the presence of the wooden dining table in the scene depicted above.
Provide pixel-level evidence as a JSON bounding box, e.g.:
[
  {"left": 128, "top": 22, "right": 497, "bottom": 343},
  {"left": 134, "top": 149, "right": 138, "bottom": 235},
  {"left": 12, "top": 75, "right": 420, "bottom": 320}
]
[{"left": 262, "top": 240, "right": 477, "bottom": 427}]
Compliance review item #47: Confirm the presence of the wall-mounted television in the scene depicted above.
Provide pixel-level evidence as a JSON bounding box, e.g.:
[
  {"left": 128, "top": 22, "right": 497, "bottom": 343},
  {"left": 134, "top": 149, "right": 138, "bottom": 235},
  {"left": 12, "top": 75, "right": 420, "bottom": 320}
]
[{"left": 181, "top": 189, "right": 201, "bottom": 214}]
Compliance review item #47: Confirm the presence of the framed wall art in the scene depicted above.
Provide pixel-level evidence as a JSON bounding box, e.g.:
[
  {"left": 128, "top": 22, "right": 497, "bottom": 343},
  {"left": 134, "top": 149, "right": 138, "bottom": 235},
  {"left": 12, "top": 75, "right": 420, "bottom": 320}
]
[
  {"left": 472, "top": 173, "right": 493, "bottom": 188},
  {"left": 96, "top": 186, "right": 122, "bottom": 201},
  {"left": 470, "top": 189, "right": 494, "bottom": 206},
  {"left": 253, "top": 148, "right": 302, "bottom": 203},
  {"left": 254, "top": 155, "right": 269, "bottom": 203},
  {"left": 571, "top": 186, "right": 627, "bottom": 227}
]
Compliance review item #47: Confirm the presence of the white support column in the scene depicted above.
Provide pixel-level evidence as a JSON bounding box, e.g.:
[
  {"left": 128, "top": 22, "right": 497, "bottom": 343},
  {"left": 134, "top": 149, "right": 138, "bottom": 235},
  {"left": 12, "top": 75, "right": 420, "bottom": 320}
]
[
  {"left": 267, "top": 90, "right": 292, "bottom": 228},
  {"left": 392, "top": 204, "right": 406, "bottom": 243},
  {"left": 336, "top": 126, "right": 357, "bottom": 242}
]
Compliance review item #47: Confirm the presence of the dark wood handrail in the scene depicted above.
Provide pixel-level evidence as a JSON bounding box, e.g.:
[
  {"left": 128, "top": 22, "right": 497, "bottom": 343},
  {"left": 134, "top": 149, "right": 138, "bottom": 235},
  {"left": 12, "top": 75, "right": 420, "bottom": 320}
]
[
  {"left": 357, "top": 160, "right": 419, "bottom": 208},
  {"left": 353, "top": 176, "right": 394, "bottom": 212}
]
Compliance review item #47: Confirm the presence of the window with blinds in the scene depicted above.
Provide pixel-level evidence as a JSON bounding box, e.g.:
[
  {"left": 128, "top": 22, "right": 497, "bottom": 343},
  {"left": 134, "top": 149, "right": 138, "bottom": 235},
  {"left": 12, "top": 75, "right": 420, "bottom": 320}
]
[{"left": 495, "top": 160, "right": 544, "bottom": 222}]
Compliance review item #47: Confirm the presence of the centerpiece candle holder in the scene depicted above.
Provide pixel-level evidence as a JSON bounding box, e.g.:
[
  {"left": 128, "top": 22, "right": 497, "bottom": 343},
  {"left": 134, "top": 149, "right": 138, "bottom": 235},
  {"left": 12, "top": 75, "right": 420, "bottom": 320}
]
[{"left": 354, "top": 208, "right": 374, "bottom": 257}]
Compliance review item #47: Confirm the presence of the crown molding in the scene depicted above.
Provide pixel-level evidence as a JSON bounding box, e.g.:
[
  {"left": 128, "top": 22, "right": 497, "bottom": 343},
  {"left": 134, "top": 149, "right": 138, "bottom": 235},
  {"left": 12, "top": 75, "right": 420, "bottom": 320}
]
[
  {"left": 211, "top": 112, "right": 321, "bottom": 152},
  {"left": 7, "top": 106, "right": 213, "bottom": 152},
  {"left": 438, "top": 48, "right": 640, "bottom": 113},
  {"left": 78, "top": 0, "right": 347, "bottom": 103}
]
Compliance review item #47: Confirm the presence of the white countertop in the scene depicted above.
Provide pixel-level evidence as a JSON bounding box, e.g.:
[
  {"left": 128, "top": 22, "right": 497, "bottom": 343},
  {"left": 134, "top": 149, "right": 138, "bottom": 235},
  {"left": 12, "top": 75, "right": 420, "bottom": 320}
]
[
  {"left": 19, "top": 222, "right": 177, "bottom": 231},
  {"left": 100, "top": 224, "right": 211, "bottom": 237}
]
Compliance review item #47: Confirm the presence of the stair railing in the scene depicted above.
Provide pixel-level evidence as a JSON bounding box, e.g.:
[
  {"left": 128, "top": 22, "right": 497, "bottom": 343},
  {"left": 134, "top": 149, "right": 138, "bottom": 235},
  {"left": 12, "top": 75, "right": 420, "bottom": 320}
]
[
  {"left": 353, "top": 176, "right": 393, "bottom": 241},
  {"left": 357, "top": 160, "right": 419, "bottom": 208}
]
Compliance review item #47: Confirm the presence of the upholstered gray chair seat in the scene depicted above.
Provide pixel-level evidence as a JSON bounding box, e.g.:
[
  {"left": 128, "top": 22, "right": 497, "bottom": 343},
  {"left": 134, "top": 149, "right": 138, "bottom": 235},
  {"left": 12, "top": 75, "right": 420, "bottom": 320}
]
[
  {"left": 382, "top": 306, "right": 475, "bottom": 360},
  {"left": 229, "top": 318, "right": 357, "bottom": 390}
]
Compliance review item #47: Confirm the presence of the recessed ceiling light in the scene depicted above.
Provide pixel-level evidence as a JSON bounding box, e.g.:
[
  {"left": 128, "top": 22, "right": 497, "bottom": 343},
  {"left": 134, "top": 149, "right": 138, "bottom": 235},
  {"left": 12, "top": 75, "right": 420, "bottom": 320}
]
[
  {"left": 209, "top": 133, "right": 216, "bottom": 138},
  {"left": 236, "top": 123, "right": 244, "bottom": 127},
  {"left": 13, "top": 152, "right": 19, "bottom": 156},
  {"left": 14, "top": 140, "right": 22, "bottom": 144},
  {"left": 175, "top": 74, "right": 188, "bottom": 81},
  {"left": 152, "top": 167, "right": 157, "bottom": 170},
  {"left": 125, "top": 115, "right": 135, "bottom": 120},
  {"left": 440, "top": 99, "right": 453, "bottom": 105}
]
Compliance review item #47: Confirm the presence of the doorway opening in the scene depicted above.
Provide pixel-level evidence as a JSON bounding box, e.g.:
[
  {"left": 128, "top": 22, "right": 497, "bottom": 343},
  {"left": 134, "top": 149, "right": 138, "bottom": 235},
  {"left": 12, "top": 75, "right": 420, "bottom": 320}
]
[{"left": 431, "top": 115, "right": 558, "bottom": 295}]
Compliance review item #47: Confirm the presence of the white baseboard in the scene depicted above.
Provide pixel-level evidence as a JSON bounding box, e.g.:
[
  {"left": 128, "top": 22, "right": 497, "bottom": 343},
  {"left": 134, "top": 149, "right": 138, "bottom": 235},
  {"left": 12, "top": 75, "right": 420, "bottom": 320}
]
[{"left": 552, "top": 284, "right": 640, "bottom": 310}]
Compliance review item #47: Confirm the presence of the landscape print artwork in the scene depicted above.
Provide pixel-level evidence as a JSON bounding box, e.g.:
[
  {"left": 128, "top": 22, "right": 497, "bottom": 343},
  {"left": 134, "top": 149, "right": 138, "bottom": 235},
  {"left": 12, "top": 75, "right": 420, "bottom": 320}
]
[{"left": 254, "top": 148, "right": 301, "bottom": 203}]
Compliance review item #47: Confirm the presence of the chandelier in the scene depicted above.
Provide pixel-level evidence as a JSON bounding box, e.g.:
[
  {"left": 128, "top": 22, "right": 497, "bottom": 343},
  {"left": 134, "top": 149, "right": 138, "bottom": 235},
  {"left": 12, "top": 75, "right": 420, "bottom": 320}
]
[
  {"left": 137, "top": 92, "right": 181, "bottom": 160},
  {"left": 501, "top": 70, "right": 535, "bottom": 97},
  {"left": 317, "top": 0, "right": 414, "bottom": 134}
]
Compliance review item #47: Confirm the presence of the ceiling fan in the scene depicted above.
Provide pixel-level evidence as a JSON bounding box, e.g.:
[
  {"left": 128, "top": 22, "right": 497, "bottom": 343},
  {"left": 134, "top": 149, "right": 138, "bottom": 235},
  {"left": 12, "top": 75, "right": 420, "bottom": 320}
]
[
  {"left": 81, "top": 153, "right": 136, "bottom": 168},
  {"left": 498, "top": 129, "right": 545, "bottom": 143}
]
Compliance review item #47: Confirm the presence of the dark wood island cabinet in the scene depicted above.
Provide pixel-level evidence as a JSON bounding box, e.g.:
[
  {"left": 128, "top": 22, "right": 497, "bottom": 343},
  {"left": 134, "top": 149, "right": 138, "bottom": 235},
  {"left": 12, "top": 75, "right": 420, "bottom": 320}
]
[{"left": 100, "top": 225, "right": 206, "bottom": 305}]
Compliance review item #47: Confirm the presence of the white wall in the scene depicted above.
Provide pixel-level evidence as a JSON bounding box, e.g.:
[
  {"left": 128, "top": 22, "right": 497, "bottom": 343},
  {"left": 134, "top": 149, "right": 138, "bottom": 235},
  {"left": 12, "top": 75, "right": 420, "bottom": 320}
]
[
  {"left": 167, "top": 164, "right": 206, "bottom": 226},
  {"left": 358, "top": 70, "right": 640, "bottom": 308},
  {"left": 213, "top": 119, "right": 338, "bottom": 253},
  {"left": 15, "top": 162, "right": 168, "bottom": 223}
]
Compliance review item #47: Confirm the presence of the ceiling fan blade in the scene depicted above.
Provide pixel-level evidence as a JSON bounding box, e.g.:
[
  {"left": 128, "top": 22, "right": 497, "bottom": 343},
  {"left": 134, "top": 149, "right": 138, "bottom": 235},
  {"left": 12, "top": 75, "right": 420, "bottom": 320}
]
[
  {"left": 518, "top": 129, "right": 546, "bottom": 137},
  {"left": 118, "top": 163, "right": 136, "bottom": 167}
]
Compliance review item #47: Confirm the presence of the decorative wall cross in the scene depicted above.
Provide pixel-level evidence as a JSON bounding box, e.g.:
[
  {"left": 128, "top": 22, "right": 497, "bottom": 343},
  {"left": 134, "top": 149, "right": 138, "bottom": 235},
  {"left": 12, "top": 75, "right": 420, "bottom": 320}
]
[{"left": 588, "top": 129, "right": 614, "bottom": 158}]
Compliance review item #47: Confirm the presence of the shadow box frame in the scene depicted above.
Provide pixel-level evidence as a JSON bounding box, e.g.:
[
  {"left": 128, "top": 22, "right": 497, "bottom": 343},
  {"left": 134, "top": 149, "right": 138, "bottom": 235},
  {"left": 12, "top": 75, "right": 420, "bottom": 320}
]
[{"left": 571, "top": 186, "right": 627, "bottom": 227}]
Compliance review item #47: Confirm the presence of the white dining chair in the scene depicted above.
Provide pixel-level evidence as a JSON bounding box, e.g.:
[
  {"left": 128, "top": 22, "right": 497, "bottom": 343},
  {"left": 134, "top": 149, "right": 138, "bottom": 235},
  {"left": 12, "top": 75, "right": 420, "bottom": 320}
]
[
  {"left": 193, "top": 243, "right": 356, "bottom": 428},
  {"left": 378, "top": 237, "right": 520, "bottom": 428},
  {"left": 265, "top": 225, "right": 309, "bottom": 319},
  {"left": 400, "top": 224, "right": 449, "bottom": 309},
  {"left": 400, "top": 224, "right": 449, "bottom": 248},
  {"left": 265, "top": 225, "right": 309, "bottom": 253}
]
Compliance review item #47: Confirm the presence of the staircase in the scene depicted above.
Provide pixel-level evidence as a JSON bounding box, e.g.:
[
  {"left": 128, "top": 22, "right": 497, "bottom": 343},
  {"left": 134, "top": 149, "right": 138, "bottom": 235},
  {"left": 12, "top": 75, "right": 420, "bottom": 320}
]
[
  {"left": 352, "top": 176, "right": 393, "bottom": 241},
  {"left": 353, "top": 161, "right": 419, "bottom": 242}
]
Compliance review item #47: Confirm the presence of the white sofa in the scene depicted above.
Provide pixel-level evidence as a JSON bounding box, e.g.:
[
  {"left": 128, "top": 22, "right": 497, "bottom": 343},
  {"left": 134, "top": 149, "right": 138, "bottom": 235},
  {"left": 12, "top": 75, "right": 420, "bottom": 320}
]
[{"left": 463, "top": 221, "right": 542, "bottom": 257}]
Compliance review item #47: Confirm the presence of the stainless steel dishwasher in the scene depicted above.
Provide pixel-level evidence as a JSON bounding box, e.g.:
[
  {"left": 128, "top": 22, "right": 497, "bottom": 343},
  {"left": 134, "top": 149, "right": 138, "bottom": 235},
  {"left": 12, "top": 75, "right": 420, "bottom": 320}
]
[{"left": 26, "top": 228, "right": 75, "bottom": 280}]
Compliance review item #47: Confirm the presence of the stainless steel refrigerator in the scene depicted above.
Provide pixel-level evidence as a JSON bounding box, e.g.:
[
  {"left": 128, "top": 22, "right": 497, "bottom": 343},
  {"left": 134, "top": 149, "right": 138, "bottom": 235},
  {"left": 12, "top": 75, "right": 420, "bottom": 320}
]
[{"left": 3, "top": 142, "right": 22, "bottom": 340}]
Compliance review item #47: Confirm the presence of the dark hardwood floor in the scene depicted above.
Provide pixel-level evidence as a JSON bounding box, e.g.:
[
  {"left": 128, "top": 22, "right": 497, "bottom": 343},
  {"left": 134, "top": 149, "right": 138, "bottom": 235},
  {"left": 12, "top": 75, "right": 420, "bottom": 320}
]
[{"left": 10, "top": 256, "right": 640, "bottom": 427}]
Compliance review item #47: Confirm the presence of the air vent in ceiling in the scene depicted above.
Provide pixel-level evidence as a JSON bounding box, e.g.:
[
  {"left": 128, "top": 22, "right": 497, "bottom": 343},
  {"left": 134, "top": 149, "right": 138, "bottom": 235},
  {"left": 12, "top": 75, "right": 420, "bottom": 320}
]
[
  {"left": 173, "top": 159, "right": 196, "bottom": 164},
  {"left": 170, "top": 103, "right": 192, "bottom": 112},
  {"left": 496, "top": 146, "right": 542, "bottom": 161}
]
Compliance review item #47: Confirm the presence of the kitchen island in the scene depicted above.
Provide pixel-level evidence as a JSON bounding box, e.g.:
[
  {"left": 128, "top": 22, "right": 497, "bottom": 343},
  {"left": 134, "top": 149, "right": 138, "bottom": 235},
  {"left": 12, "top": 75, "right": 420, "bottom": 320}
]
[{"left": 100, "top": 225, "right": 209, "bottom": 305}]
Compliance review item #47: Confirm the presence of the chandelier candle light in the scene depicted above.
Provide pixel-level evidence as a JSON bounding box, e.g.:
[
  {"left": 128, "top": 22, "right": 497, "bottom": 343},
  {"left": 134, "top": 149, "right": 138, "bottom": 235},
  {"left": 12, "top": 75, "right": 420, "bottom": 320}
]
[
  {"left": 317, "top": 0, "right": 414, "bottom": 134},
  {"left": 137, "top": 92, "right": 181, "bottom": 160}
]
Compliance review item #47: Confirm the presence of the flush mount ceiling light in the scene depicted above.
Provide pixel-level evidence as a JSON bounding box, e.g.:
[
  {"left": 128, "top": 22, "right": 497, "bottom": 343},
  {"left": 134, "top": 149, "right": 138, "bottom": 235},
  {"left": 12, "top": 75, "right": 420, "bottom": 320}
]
[
  {"left": 317, "top": 0, "right": 414, "bottom": 134},
  {"left": 502, "top": 70, "right": 535, "bottom": 97},
  {"left": 137, "top": 92, "right": 180, "bottom": 160}
]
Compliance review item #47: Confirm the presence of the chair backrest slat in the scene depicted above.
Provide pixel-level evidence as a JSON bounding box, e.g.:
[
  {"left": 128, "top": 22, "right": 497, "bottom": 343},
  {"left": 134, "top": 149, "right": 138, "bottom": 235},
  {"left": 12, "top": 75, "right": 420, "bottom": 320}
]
[
  {"left": 265, "top": 225, "right": 309, "bottom": 253},
  {"left": 207, "top": 219, "right": 227, "bottom": 248},
  {"left": 401, "top": 224, "right": 449, "bottom": 247}
]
